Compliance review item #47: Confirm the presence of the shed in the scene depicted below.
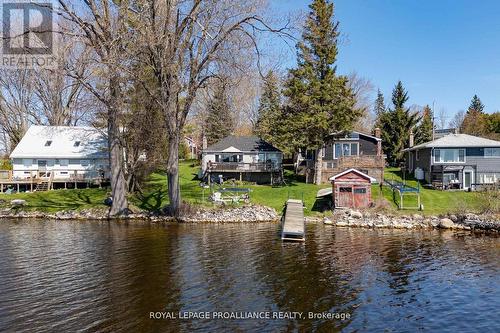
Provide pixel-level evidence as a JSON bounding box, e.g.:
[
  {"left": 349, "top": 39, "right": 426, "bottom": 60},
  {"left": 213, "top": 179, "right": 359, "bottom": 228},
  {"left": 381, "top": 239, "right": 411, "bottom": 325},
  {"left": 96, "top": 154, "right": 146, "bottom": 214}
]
[{"left": 329, "top": 168, "right": 376, "bottom": 209}]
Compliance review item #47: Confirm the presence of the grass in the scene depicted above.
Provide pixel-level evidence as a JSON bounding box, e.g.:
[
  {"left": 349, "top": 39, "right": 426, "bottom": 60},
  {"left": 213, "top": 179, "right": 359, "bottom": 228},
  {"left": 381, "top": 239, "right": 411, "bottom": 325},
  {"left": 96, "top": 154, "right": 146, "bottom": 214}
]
[
  {"left": 0, "top": 188, "right": 108, "bottom": 213},
  {"left": 0, "top": 161, "right": 489, "bottom": 216},
  {"left": 379, "top": 168, "right": 483, "bottom": 215},
  {"left": 131, "top": 161, "right": 329, "bottom": 216}
]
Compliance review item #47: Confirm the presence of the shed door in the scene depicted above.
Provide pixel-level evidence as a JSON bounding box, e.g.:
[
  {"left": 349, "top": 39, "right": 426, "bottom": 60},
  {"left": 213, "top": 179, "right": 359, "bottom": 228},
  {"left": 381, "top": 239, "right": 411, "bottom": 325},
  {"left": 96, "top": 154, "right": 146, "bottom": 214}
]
[
  {"left": 338, "top": 186, "right": 353, "bottom": 207},
  {"left": 353, "top": 187, "right": 368, "bottom": 208}
]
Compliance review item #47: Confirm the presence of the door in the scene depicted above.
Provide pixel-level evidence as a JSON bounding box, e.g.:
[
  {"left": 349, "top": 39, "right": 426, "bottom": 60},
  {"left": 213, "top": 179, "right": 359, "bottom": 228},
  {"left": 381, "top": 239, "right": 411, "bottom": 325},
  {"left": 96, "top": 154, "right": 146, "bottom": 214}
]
[
  {"left": 337, "top": 186, "right": 353, "bottom": 207},
  {"left": 353, "top": 187, "right": 368, "bottom": 208},
  {"left": 463, "top": 170, "right": 473, "bottom": 190}
]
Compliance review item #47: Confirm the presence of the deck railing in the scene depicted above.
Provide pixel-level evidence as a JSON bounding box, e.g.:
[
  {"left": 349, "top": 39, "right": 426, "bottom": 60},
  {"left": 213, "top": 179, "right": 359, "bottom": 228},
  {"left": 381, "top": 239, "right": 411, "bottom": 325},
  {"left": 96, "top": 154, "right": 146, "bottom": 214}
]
[
  {"left": 207, "top": 162, "right": 281, "bottom": 173},
  {"left": 323, "top": 155, "right": 385, "bottom": 169},
  {"left": 0, "top": 169, "right": 107, "bottom": 182}
]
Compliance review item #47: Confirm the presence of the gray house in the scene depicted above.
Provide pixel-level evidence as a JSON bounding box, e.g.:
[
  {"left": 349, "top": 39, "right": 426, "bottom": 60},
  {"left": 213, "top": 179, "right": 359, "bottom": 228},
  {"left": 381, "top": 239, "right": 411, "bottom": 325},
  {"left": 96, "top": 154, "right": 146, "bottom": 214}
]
[
  {"left": 299, "top": 130, "right": 385, "bottom": 184},
  {"left": 404, "top": 133, "right": 500, "bottom": 190},
  {"left": 201, "top": 136, "right": 283, "bottom": 184}
]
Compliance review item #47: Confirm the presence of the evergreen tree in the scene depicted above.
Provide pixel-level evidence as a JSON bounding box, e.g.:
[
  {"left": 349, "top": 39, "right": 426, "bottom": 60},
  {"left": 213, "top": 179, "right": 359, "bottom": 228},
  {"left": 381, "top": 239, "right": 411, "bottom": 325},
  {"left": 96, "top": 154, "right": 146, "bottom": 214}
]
[
  {"left": 461, "top": 95, "right": 488, "bottom": 136},
  {"left": 415, "top": 105, "right": 434, "bottom": 144},
  {"left": 374, "top": 89, "right": 386, "bottom": 118},
  {"left": 468, "top": 94, "right": 485, "bottom": 114},
  {"left": 373, "top": 89, "right": 386, "bottom": 130},
  {"left": 255, "top": 70, "right": 281, "bottom": 145},
  {"left": 205, "top": 81, "right": 233, "bottom": 145},
  {"left": 282, "top": 0, "right": 359, "bottom": 184},
  {"left": 379, "top": 81, "right": 420, "bottom": 165}
]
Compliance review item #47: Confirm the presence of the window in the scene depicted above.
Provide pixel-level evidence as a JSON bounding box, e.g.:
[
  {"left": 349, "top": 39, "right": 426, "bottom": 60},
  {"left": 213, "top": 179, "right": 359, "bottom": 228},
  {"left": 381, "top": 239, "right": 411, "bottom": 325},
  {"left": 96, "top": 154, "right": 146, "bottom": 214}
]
[
  {"left": 60, "top": 171, "right": 68, "bottom": 175},
  {"left": 59, "top": 159, "right": 68, "bottom": 167},
  {"left": 354, "top": 188, "right": 367, "bottom": 194},
  {"left": 484, "top": 148, "right": 500, "bottom": 157},
  {"left": 45, "top": 140, "right": 52, "bottom": 146},
  {"left": 216, "top": 154, "right": 243, "bottom": 163},
  {"left": 443, "top": 173, "right": 457, "bottom": 184},
  {"left": 334, "top": 144, "right": 341, "bottom": 159},
  {"left": 351, "top": 143, "right": 358, "bottom": 156},
  {"left": 23, "top": 159, "right": 32, "bottom": 167},
  {"left": 339, "top": 187, "right": 352, "bottom": 193},
  {"left": 74, "top": 141, "right": 81, "bottom": 147},
  {"left": 334, "top": 142, "right": 359, "bottom": 159},
  {"left": 69, "top": 159, "right": 80, "bottom": 165},
  {"left": 434, "top": 149, "right": 465, "bottom": 163},
  {"left": 81, "top": 160, "right": 90, "bottom": 166},
  {"left": 415, "top": 149, "right": 419, "bottom": 161}
]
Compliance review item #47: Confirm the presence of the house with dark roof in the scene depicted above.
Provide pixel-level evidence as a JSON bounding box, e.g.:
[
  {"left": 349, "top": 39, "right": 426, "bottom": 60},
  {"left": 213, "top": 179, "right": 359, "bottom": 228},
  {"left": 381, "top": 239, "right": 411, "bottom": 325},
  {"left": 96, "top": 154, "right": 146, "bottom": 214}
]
[
  {"left": 403, "top": 133, "right": 500, "bottom": 190},
  {"left": 201, "top": 136, "right": 283, "bottom": 184},
  {"left": 299, "top": 130, "right": 385, "bottom": 184}
]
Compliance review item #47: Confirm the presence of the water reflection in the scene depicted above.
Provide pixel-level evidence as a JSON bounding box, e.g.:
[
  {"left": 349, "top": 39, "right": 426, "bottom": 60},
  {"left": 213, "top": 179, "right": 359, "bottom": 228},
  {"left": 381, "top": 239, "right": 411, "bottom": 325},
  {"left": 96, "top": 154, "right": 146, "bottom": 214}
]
[{"left": 0, "top": 220, "right": 498, "bottom": 332}]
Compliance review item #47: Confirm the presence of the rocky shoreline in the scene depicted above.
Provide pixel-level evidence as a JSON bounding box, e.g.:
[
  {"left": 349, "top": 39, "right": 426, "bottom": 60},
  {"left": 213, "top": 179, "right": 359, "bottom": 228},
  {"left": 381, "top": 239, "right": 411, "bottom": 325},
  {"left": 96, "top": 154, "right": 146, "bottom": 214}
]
[
  {"left": 321, "top": 209, "right": 500, "bottom": 232},
  {"left": 0, "top": 204, "right": 279, "bottom": 223},
  {"left": 0, "top": 204, "right": 499, "bottom": 232}
]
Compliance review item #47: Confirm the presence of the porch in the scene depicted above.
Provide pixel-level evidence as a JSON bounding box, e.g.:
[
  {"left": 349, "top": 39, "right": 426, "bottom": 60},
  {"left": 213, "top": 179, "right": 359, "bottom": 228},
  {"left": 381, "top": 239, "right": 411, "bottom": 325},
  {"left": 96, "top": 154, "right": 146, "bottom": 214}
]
[
  {"left": 207, "top": 162, "right": 281, "bottom": 173},
  {"left": 0, "top": 169, "right": 107, "bottom": 192}
]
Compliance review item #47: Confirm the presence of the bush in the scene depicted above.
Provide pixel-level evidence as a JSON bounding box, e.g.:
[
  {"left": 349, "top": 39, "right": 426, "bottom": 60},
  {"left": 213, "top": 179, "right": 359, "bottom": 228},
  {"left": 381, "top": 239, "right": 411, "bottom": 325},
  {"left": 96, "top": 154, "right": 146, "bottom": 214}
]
[
  {"left": 0, "top": 159, "right": 12, "bottom": 170},
  {"left": 178, "top": 141, "right": 191, "bottom": 160},
  {"left": 477, "top": 190, "right": 500, "bottom": 214}
]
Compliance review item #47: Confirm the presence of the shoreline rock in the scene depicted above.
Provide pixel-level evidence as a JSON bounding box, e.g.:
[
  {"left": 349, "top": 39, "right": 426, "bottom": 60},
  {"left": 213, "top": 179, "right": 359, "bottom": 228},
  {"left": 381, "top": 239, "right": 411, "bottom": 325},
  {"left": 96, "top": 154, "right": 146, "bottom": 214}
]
[
  {"left": 0, "top": 204, "right": 279, "bottom": 223},
  {"left": 0, "top": 205, "right": 498, "bottom": 232},
  {"left": 321, "top": 209, "right": 499, "bottom": 233}
]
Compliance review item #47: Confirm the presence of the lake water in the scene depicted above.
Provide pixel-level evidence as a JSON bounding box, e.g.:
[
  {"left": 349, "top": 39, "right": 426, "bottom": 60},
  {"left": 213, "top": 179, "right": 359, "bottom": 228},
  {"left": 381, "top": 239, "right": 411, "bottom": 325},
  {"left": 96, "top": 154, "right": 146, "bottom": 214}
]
[{"left": 0, "top": 220, "right": 498, "bottom": 332}]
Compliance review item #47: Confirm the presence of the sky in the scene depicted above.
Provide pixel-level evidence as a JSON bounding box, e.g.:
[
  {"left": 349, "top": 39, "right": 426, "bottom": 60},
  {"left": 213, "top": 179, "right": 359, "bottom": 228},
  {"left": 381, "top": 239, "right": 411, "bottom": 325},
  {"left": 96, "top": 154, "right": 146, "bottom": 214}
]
[{"left": 271, "top": 0, "right": 500, "bottom": 123}]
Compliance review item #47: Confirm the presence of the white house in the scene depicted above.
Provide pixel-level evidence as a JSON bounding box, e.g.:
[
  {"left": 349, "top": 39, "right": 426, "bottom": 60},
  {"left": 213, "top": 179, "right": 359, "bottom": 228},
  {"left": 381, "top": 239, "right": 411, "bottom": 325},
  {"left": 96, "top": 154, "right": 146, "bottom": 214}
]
[
  {"left": 9, "top": 126, "right": 109, "bottom": 181},
  {"left": 201, "top": 135, "right": 283, "bottom": 184}
]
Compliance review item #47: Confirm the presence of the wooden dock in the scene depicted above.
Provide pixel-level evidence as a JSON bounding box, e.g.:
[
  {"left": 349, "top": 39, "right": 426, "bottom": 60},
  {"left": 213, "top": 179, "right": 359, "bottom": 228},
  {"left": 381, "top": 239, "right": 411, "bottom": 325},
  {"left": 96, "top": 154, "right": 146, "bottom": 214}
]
[{"left": 281, "top": 199, "right": 305, "bottom": 242}]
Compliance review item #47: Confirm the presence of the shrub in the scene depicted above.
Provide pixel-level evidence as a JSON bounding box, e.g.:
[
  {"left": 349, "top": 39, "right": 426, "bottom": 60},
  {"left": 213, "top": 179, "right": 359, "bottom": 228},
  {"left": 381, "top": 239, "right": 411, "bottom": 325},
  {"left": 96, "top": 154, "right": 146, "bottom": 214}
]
[{"left": 0, "top": 159, "right": 12, "bottom": 170}]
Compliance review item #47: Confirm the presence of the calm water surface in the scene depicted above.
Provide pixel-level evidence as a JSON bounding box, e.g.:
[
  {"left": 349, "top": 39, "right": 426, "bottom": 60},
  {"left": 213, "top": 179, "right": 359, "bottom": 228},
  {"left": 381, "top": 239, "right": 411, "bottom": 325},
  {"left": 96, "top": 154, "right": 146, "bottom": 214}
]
[{"left": 0, "top": 220, "right": 499, "bottom": 332}]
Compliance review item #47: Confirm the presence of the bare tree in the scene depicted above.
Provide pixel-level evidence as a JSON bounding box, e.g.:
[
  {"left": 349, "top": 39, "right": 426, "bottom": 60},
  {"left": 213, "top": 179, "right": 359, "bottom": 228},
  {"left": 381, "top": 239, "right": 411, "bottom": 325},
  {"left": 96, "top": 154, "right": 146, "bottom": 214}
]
[
  {"left": 32, "top": 38, "right": 95, "bottom": 126},
  {"left": 348, "top": 72, "right": 374, "bottom": 132},
  {"left": 57, "top": 0, "right": 131, "bottom": 215},
  {"left": 132, "top": 0, "right": 291, "bottom": 216},
  {"left": 449, "top": 110, "right": 465, "bottom": 130},
  {"left": 0, "top": 69, "right": 36, "bottom": 152},
  {"left": 437, "top": 108, "right": 447, "bottom": 129}
]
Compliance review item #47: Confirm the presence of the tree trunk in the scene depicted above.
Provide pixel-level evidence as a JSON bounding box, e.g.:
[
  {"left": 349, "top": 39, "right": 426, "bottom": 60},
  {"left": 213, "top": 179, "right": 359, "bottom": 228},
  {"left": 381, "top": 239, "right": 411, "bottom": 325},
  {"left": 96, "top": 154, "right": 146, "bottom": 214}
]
[
  {"left": 108, "top": 76, "right": 128, "bottom": 216},
  {"left": 166, "top": 132, "right": 181, "bottom": 217},
  {"left": 314, "top": 147, "right": 323, "bottom": 185}
]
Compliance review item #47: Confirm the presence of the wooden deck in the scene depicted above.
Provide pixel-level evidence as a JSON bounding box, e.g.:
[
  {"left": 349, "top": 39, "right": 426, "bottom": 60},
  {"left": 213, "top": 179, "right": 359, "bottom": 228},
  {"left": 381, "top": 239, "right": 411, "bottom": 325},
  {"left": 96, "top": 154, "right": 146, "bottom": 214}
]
[{"left": 281, "top": 199, "right": 305, "bottom": 242}]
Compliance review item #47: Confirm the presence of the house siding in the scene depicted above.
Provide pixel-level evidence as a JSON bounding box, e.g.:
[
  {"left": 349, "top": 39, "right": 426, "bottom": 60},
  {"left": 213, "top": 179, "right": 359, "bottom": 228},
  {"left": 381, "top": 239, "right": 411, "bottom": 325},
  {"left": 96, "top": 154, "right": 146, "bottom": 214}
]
[
  {"left": 12, "top": 158, "right": 109, "bottom": 180},
  {"left": 302, "top": 132, "right": 384, "bottom": 184},
  {"left": 407, "top": 146, "right": 500, "bottom": 185}
]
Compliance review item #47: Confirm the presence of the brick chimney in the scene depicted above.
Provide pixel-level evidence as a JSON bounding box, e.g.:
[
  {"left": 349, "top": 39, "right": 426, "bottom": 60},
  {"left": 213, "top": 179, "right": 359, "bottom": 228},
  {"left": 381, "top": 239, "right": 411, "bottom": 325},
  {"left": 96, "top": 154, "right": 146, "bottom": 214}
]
[
  {"left": 409, "top": 129, "right": 414, "bottom": 148},
  {"left": 375, "top": 127, "right": 382, "bottom": 156}
]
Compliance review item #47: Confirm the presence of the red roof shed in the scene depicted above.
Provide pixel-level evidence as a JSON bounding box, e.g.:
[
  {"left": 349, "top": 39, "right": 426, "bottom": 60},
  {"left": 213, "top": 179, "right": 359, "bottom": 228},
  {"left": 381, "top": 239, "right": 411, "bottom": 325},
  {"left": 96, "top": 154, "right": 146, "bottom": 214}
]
[{"left": 329, "top": 169, "right": 376, "bottom": 209}]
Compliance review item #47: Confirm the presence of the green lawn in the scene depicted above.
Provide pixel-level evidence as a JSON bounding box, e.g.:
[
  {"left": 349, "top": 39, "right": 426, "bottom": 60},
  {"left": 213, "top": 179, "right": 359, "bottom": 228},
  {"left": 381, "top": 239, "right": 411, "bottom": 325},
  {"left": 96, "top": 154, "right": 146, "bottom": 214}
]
[
  {"left": 131, "top": 161, "right": 329, "bottom": 216},
  {"left": 0, "top": 161, "right": 490, "bottom": 216},
  {"left": 379, "top": 168, "right": 484, "bottom": 215},
  {"left": 0, "top": 188, "right": 108, "bottom": 212}
]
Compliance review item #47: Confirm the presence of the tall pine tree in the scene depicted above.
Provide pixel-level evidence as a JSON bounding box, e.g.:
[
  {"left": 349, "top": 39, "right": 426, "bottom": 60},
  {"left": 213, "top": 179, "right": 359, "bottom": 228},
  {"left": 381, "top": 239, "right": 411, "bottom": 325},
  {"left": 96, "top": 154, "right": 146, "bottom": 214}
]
[
  {"left": 205, "top": 81, "right": 233, "bottom": 145},
  {"left": 282, "top": 0, "right": 359, "bottom": 184},
  {"left": 373, "top": 89, "right": 386, "bottom": 130},
  {"left": 255, "top": 70, "right": 281, "bottom": 146},
  {"left": 461, "top": 94, "right": 488, "bottom": 136},
  {"left": 468, "top": 94, "right": 485, "bottom": 114},
  {"left": 415, "top": 105, "right": 434, "bottom": 144},
  {"left": 379, "top": 81, "right": 420, "bottom": 165}
]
